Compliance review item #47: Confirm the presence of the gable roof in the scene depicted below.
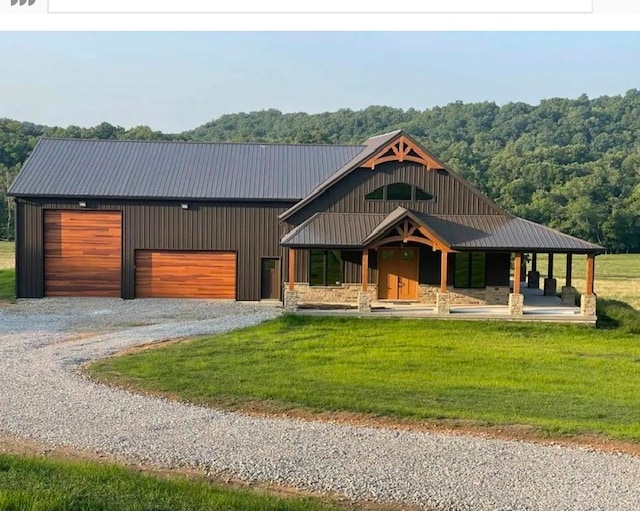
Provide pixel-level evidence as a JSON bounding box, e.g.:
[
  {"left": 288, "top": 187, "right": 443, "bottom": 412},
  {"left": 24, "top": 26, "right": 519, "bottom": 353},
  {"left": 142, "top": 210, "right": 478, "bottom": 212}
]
[
  {"left": 278, "top": 130, "right": 507, "bottom": 220},
  {"left": 8, "top": 138, "right": 366, "bottom": 201},
  {"left": 280, "top": 210, "right": 605, "bottom": 254}
]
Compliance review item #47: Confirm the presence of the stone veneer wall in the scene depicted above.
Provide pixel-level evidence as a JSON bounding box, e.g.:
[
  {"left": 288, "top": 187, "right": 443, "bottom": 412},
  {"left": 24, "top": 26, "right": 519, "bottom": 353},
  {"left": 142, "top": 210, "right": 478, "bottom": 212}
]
[
  {"left": 292, "top": 283, "right": 378, "bottom": 303},
  {"left": 288, "top": 283, "right": 510, "bottom": 305}
]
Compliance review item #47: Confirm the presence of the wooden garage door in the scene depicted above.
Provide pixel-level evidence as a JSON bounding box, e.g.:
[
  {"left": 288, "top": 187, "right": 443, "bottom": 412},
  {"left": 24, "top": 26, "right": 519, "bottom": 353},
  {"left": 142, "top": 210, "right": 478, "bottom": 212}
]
[
  {"left": 44, "top": 210, "right": 122, "bottom": 297},
  {"left": 135, "top": 250, "right": 236, "bottom": 299}
]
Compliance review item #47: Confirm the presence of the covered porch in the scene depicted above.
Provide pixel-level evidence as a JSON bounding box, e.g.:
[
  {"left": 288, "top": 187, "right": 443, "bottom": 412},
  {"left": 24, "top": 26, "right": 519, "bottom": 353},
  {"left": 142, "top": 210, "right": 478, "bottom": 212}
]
[{"left": 281, "top": 207, "right": 603, "bottom": 320}]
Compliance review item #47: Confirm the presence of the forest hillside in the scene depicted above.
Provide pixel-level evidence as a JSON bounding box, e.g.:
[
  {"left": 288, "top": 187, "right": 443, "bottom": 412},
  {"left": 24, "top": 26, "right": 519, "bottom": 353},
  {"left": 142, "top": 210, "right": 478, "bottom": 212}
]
[{"left": 2, "top": 89, "right": 639, "bottom": 252}]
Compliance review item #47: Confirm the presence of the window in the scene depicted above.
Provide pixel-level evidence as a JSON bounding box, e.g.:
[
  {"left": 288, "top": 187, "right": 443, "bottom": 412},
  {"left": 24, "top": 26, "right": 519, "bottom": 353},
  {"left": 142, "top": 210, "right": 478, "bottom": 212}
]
[
  {"left": 454, "top": 253, "right": 486, "bottom": 288},
  {"left": 386, "top": 183, "right": 412, "bottom": 200},
  {"left": 310, "top": 250, "right": 342, "bottom": 286},
  {"left": 365, "top": 183, "right": 435, "bottom": 202},
  {"left": 415, "top": 187, "right": 434, "bottom": 201},
  {"left": 365, "top": 187, "right": 384, "bottom": 200}
]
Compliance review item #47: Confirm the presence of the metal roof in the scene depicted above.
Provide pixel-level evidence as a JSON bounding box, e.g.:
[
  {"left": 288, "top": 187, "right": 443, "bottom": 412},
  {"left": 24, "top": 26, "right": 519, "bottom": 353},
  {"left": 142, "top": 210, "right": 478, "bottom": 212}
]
[
  {"left": 281, "top": 212, "right": 387, "bottom": 248},
  {"left": 9, "top": 138, "right": 366, "bottom": 200},
  {"left": 419, "top": 214, "right": 605, "bottom": 253},
  {"left": 281, "top": 210, "right": 604, "bottom": 253},
  {"left": 278, "top": 130, "right": 402, "bottom": 219}
]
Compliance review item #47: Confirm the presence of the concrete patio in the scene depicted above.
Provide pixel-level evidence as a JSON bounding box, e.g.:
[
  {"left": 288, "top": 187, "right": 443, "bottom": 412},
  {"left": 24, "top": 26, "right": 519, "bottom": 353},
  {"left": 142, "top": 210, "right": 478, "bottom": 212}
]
[{"left": 295, "top": 284, "right": 596, "bottom": 325}]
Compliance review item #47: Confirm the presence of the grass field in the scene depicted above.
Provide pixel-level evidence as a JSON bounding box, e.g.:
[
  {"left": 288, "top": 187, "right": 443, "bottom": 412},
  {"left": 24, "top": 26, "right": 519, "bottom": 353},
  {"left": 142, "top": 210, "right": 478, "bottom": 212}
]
[
  {"left": 88, "top": 303, "right": 640, "bottom": 443},
  {"left": 0, "top": 452, "right": 346, "bottom": 511},
  {"left": 0, "top": 242, "right": 14, "bottom": 302}
]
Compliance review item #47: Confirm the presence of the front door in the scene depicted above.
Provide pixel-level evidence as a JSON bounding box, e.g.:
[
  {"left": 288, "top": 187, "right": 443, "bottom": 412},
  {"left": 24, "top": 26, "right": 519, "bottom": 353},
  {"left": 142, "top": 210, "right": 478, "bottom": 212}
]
[
  {"left": 260, "top": 258, "right": 281, "bottom": 300},
  {"left": 378, "top": 248, "right": 419, "bottom": 300}
]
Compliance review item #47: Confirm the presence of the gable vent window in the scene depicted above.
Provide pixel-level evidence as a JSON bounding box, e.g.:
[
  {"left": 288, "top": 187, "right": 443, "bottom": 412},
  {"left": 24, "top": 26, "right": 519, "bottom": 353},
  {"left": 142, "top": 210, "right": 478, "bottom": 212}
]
[
  {"left": 310, "top": 250, "right": 343, "bottom": 286},
  {"left": 365, "top": 183, "right": 435, "bottom": 202}
]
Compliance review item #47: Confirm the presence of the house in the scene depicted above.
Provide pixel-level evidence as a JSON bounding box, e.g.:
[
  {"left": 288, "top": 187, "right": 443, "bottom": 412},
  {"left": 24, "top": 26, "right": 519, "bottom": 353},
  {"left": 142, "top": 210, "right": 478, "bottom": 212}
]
[{"left": 8, "top": 130, "right": 603, "bottom": 316}]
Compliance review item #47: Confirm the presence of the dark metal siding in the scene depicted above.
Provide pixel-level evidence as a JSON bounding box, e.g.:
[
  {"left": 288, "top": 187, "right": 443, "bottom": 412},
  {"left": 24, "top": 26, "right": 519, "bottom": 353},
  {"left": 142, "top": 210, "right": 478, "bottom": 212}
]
[
  {"left": 15, "top": 200, "right": 45, "bottom": 298},
  {"left": 16, "top": 198, "right": 290, "bottom": 300},
  {"left": 287, "top": 161, "right": 501, "bottom": 226}
]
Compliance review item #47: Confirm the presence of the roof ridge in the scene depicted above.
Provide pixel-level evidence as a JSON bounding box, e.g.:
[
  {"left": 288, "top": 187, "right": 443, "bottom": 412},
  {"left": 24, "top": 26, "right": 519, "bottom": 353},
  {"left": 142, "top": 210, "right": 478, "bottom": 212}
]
[{"left": 38, "top": 137, "right": 365, "bottom": 148}]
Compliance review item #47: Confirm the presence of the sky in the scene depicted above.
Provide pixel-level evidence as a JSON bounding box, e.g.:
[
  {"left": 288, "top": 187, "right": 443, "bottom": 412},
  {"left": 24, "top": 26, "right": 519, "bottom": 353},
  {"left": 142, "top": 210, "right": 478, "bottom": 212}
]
[{"left": 1, "top": 31, "right": 640, "bottom": 133}]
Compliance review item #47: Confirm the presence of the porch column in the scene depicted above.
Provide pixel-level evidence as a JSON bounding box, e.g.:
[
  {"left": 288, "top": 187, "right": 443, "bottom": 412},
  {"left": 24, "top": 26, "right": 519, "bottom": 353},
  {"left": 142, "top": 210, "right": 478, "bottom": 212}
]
[
  {"left": 513, "top": 252, "right": 522, "bottom": 295},
  {"left": 440, "top": 250, "right": 448, "bottom": 293},
  {"left": 581, "top": 254, "right": 597, "bottom": 316},
  {"left": 544, "top": 253, "right": 557, "bottom": 296},
  {"left": 358, "top": 249, "right": 372, "bottom": 313},
  {"left": 436, "top": 250, "right": 450, "bottom": 314},
  {"left": 284, "top": 247, "right": 298, "bottom": 311},
  {"left": 528, "top": 253, "right": 540, "bottom": 288},
  {"left": 561, "top": 253, "right": 576, "bottom": 306},
  {"left": 509, "top": 252, "right": 524, "bottom": 315},
  {"left": 361, "top": 249, "right": 368, "bottom": 292}
]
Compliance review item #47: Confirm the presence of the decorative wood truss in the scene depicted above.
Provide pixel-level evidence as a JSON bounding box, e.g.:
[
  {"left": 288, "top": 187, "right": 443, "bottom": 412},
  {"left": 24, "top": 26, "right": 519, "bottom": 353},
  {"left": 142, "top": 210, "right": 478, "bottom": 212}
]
[
  {"left": 361, "top": 135, "right": 444, "bottom": 170},
  {"left": 368, "top": 218, "right": 453, "bottom": 254}
]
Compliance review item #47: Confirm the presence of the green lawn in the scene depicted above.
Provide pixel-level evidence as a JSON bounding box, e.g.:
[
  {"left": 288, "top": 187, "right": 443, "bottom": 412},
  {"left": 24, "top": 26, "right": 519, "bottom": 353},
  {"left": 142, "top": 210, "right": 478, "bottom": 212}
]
[
  {"left": 0, "top": 241, "right": 15, "bottom": 302},
  {"left": 88, "top": 302, "right": 640, "bottom": 442},
  {"left": 0, "top": 453, "right": 346, "bottom": 511}
]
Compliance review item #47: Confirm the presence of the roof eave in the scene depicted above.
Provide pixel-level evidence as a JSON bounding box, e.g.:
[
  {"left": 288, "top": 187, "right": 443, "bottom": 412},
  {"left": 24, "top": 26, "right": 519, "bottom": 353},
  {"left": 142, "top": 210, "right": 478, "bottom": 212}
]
[{"left": 279, "top": 130, "right": 403, "bottom": 222}]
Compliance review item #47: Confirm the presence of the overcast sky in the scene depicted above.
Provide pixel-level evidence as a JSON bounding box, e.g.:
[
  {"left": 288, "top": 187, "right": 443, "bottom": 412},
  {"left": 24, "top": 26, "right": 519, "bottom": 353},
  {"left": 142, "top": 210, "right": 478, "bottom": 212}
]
[{"left": 1, "top": 31, "right": 639, "bottom": 133}]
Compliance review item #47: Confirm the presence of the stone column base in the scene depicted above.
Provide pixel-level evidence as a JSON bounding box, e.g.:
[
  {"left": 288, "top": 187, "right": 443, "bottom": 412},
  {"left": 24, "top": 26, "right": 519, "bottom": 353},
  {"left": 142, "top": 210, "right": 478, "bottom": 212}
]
[
  {"left": 357, "top": 291, "right": 372, "bottom": 313},
  {"left": 581, "top": 294, "right": 597, "bottom": 317},
  {"left": 561, "top": 286, "right": 577, "bottom": 306},
  {"left": 527, "top": 271, "right": 540, "bottom": 289},
  {"left": 543, "top": 278, "right": 557, "bottom": 296},
  {"left": 435, "top": 292, "right": 451, "bottom": 314},
  {"left": 508, "top": 293, "right": 524, "bottom": 315},
  {"left": 284, "top": 289, "right": 299, "bottom": 311}
]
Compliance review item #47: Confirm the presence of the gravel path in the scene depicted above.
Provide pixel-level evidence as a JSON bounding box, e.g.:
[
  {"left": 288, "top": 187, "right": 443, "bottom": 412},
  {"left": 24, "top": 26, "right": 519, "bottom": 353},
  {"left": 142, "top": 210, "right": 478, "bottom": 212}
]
[{"left": 1, "top": 298, "right": 640, "bottom": 510}]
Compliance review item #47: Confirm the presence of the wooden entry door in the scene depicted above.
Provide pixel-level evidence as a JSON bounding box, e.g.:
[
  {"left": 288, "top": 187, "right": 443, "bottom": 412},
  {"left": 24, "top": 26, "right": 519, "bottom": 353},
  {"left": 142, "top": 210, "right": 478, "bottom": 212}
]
[
  {"left": 378, "top": 247, "right": 419, "bottom": 300},
  {"left": 260, "top": 258, "right": 281, "bottom": 300}
]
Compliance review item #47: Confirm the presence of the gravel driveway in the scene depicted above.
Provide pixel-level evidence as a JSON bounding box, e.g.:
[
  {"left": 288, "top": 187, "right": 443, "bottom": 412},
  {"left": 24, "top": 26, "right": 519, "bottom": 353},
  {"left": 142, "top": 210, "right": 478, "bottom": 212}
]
[{"left": 1, "top": 298, "right": 640, "bottom": 511}]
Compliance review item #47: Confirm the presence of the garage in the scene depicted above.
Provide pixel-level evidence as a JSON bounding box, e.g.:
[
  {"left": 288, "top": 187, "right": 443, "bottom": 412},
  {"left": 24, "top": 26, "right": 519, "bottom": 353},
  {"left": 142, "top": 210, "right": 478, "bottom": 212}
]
[
  {"left": 44, "top": 210, "right": 122, "bottom": 297},
  {"left": 135, "top": 250, "right": 236, "bottom": 299}
]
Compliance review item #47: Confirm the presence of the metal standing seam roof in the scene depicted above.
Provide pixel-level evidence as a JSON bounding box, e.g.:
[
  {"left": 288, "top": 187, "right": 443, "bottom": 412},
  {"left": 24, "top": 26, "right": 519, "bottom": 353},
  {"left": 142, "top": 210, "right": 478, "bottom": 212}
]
[
  {"left": 280, "top": 212, "right": 388, "bottom": 248},
  {"left": 419, "top": 214, "right": 605, "bottom": 253},
  {"left": 278, "top": 130, "right": 403, "bottom": 220},
  {"left": 8, "top": 138, "right": 367, "bottom": 200},
  {"left": 281, "top": 210, "right": 605, "bottom": 253}
]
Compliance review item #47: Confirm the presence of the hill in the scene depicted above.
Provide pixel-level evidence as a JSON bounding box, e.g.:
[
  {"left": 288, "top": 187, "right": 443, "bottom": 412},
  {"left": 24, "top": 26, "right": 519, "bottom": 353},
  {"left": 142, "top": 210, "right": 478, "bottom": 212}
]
[{"left": 1, "top": 90, "right": 640, "bottom": 251}]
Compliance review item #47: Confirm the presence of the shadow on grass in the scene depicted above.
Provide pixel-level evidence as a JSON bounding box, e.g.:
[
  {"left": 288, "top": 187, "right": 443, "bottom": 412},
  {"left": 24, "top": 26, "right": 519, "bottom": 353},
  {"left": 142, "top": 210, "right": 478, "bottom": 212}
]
[{"left": 597, "top": 298, "right": 640, "bottom": 334}]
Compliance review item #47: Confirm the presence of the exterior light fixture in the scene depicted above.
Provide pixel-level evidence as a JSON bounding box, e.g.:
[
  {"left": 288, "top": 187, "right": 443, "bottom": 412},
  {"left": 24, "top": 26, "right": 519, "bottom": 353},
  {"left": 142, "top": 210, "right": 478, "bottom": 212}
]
[
  {"left": 181, "top": 203, "right": 189, "bottom": 210},
  {"left": 78, "top": 201, "right": 87, "bottom": 208}
]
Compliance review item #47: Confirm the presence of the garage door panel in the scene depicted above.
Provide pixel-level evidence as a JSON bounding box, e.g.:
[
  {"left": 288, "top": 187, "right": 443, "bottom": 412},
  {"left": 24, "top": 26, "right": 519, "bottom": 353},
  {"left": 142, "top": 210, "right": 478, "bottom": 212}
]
[
  {"left": 44, "top": 210, "right": 122, "bottom": 297},
  {"left": 135, "top": 250, "right": 236, "bottom": 299}
]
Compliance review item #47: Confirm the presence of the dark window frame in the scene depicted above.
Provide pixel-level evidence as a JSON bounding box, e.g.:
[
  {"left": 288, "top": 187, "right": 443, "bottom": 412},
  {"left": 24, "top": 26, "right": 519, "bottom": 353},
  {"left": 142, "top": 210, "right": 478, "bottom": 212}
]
[
  {"left": 365, "top": 183, "right": 435, "bottom": 202},
  {"left": 309, "top": 250, "right": 343, "bottom": 287},
  {"left": 454, "top": 252, "right": 486, "bottom": 289}
]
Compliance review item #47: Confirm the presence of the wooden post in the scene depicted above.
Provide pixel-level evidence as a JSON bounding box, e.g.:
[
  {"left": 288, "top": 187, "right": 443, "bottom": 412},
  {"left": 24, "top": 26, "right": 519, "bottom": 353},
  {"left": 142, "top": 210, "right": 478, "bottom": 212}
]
[
  {"left": 532, "top": 253, "right": 537, "bottom": 272},
  {"left": 585, "top": 254, "right": 595, "bottom": 296},
  {"left": 566, "top": 254, "right": 573, "bottom": 288},
  {"left": 514, "top": 253, "right": 522, "bottom": 295},
  {"left": 288, "top": 248, "right": 295, "bottom": 292},
  {"left": 440, "top": 251, "right": 448, "bottom": 293},
  {"left": 362, "top": 249, "right": 369, "bottom": 292},
  {"left": 548, "top": 253, "right": 554, "bottom": 279}
]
